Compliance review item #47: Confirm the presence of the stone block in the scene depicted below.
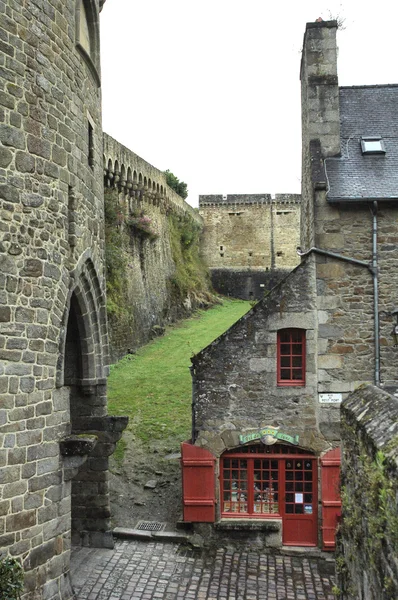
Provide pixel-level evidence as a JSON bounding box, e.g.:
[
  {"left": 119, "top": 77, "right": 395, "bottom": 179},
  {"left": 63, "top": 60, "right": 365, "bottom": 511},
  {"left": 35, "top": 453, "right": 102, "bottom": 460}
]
[
  {"left": 0, "top": 124, "right": 25, "bottom": 149},
  {"left": 317, "top": 354, "right": 343, "bottom": 369},
  {"left": 15, "top": 151, "right": 35, "bottom": 173},
  {"left": 6, "top": 509, "right": 36, "bottom": 532}
]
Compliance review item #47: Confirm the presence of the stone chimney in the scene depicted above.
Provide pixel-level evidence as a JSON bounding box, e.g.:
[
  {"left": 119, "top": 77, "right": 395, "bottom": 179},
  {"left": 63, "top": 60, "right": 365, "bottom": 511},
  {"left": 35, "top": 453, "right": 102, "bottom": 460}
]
[
  {"left": 300, "top": 20, "right": 340, "bottom": 249},
  {"left": 300, "top": 20, "right": 340, "bottom": 158}
]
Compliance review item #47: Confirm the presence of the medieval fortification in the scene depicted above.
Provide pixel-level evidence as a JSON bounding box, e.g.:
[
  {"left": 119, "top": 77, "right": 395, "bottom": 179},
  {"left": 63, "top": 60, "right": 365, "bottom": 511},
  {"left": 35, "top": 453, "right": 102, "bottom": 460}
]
[
  {"left": 2, "top": 3, "right": 396, "bottom": 600},
  {"left": 0, "top": 2, "right": 298, "bottom": 597}
]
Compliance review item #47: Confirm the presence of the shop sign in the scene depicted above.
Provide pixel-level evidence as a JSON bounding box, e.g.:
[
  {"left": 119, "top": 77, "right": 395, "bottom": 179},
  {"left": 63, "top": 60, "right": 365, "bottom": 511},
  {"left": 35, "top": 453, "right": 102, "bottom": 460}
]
[
  {"left": 239, "top": 427, "right": 299, "bottom": 446},
  {"left": 319, "top": 393, "right": 342, "bottom": 404}
]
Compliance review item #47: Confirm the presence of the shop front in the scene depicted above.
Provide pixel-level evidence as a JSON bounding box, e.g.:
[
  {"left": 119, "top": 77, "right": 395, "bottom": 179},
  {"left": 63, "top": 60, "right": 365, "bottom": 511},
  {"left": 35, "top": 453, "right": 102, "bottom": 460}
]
[{"left": 182, "top": 436, "right": 340, "bottom": 549}]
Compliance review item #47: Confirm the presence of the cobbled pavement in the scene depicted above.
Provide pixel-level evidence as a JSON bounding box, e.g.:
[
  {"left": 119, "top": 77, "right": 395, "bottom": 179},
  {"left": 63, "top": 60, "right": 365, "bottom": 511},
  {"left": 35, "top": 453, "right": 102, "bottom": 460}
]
[{"left": 71, "top": 540, "right": 336, "bottom": 600}]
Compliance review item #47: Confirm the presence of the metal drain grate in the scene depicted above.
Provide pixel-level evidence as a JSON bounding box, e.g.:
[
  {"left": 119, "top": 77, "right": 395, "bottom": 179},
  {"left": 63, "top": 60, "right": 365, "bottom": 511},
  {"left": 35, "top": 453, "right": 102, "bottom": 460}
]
[{"left": 136, "top": 520, "right": 166, "bottom": 532}]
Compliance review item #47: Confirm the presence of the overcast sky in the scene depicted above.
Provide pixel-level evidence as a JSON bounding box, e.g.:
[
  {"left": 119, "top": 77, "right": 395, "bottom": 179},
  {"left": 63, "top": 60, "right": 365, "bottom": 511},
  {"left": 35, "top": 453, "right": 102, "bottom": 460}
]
[{"left": 100, "top": 1, "right": 398, "bottom": 207}]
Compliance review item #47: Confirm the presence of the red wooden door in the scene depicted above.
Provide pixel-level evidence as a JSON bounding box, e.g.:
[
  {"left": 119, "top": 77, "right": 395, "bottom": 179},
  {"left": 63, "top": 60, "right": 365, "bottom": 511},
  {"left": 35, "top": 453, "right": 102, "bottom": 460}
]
[
  {"left": 321, "top": 447, "right": 341, "bottom": 551},
  {"left": 282, "top": 457, "right": 318, "bottom": 546},
  {"left": 181, "top": 442, "right": 216, "bottom": 522}
]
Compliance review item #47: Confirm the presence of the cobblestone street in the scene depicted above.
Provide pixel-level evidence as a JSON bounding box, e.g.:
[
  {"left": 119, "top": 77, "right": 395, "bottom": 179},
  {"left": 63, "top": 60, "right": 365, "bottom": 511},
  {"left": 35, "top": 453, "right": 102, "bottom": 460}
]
[{"left": 71, "top": 540, "right": 336, "bottom": 600}]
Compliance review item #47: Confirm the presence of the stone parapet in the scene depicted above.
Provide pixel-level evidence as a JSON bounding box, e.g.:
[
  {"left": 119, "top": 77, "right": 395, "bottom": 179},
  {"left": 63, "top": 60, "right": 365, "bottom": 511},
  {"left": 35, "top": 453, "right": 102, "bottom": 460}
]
[
  {"left": 338, "top": 385, "right": 398, "bottom": 599},
  {"left": 103, "top": 133, "right": 202, "bottom": 226}
]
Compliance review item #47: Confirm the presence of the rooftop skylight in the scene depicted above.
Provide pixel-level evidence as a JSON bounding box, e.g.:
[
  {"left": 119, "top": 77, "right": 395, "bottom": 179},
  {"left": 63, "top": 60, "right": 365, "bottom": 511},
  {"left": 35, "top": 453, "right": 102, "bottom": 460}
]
[{"left": 361, "top": 136, "right": 386, "bottom": 155}]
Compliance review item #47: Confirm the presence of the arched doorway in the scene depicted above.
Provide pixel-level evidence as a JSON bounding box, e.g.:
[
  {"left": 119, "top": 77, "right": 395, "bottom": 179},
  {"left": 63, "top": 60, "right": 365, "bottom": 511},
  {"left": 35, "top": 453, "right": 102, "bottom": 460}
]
[{"left": 220, "top": 443, "right": 318, "bottom": 546}]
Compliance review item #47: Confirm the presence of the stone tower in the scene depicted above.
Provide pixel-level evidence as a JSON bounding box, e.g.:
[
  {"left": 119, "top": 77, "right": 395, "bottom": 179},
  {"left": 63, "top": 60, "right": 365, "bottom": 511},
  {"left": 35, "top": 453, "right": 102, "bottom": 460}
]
[{"left": 0, "top": 1, "right": 126, "bottom": 599}]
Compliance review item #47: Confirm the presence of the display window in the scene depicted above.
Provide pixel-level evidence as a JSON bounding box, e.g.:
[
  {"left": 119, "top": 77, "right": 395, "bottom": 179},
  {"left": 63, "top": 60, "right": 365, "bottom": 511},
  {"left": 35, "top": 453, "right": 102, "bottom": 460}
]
[{"left": 220, "top": 444, "right": 318, "bottom": 545}]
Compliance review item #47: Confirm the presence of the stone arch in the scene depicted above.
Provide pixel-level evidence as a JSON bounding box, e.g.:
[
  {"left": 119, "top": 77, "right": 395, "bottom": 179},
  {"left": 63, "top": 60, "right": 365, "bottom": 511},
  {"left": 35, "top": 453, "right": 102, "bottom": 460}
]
[{"left": 57, "top": 252, "right": 107, "bottom": 389}]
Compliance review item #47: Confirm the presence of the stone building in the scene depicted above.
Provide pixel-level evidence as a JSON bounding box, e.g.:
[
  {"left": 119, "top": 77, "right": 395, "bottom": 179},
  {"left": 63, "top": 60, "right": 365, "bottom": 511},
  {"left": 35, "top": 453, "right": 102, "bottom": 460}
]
[
  {"left": 0, "top": 2, "right": 127, "bottom": 599},
  {"left": 199, "top": 193, "right": 301, "bottom": 299},
  {"left": 181, "top": 20, "right": 398, "bottom": 550}
]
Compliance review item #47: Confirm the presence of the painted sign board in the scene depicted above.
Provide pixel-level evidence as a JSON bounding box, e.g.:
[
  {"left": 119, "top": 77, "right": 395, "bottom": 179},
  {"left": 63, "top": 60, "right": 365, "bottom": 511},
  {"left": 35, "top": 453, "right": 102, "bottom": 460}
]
[
  {"left": 319, "top": 393, "right": 342, "bottom": 404},
  {"left": 240, "top": 427, "right": 299, "bottom": 446}
]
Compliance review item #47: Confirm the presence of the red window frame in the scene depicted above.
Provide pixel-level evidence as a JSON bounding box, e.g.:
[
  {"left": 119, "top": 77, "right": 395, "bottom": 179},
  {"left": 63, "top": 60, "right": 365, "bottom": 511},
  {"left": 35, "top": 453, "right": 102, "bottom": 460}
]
[
  {"left": 277, "top": 328, "right": 306, "bottom": 387},
  {"left": 220, "top": 445, "right": 316, "bottom": 521}
]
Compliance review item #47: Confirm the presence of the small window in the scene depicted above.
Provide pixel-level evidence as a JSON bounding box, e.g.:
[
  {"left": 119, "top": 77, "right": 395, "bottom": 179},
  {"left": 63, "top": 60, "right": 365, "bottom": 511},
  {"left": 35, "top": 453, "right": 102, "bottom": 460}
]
[
  {"left": 88, "top": 120, "right": 94, "bottom": 168},
  {"left": 276, "top": 251, "right": 283, "bottom": 257},
  {"left": 220, "top": 245, "right": 223, "bottom": 251},
  {"left": 220, "top": 253, "right": 224, "bottom": 258},
  {"left": 277, "top": 329, "right": 305, "bottom": 387},
  {"left": 248, "top": 251, "right": 253, "bottom": 257},
  {"left": 361, "top": 136, "right": 386, "bottom": 155}
]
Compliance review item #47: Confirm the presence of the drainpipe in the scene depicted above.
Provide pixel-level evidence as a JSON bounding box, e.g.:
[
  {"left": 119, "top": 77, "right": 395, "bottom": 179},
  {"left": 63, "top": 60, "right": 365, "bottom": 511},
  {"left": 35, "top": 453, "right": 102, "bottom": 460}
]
[
  {"left": 297, "top": 237, "right": 381, "bottom": 386},
  {"left": 372, "top": 201, "right": 380, "bottom": 386},
  {"left": 189, "top": 364, "right": 196, "bottom": 444}
]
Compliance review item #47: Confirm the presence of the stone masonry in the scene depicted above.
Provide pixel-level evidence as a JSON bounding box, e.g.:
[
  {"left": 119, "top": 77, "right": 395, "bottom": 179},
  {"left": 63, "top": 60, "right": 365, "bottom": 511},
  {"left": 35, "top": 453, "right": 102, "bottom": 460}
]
[
  {"left": 103, "top": 134, "right": 207, "bottom": 362},
  {"left": 199, "top": 194, "right": 301, "bottom": 300},
  {"left": 338, "top": 385, "right": 398, "bottom": 599},
  {"left": 0, "top": 2, "right": 127, "bottom": 599}
]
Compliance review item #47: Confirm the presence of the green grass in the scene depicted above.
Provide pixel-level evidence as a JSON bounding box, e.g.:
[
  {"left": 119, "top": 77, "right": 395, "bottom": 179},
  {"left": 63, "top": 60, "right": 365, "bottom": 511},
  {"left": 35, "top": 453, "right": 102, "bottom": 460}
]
[{"left": 108, "top": 298, "right": 250, "bottom": 448}]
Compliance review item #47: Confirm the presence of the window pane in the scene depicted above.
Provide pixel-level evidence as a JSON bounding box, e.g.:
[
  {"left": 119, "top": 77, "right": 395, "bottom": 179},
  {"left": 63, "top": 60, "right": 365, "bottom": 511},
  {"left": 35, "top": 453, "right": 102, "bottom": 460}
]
[
  {"left": 280, "top": 331, "right": 290, "bottom": 342},
  {"left": 292, "top": 356, "right": 302, "bottom": 367},
  {"left": 280, "top": 369, "right": 291, "bottom": 380},
  {"left": 280, "top": 344, "right": 291, "bottom": 355},
  {"left": 295, "top": 504, "right": 304, "bottom": 514},
  {"left": 292, "top": 344, "right": 302, "bottom": 354},
  {"left": 291, "top": 330, "right": 302, "bottom": 342},
  {"left": 281, "top": 356, "right": 291, "bottom": 367},
  {"left": 292, "top": 370, "right": 303, "bottom": 380}
]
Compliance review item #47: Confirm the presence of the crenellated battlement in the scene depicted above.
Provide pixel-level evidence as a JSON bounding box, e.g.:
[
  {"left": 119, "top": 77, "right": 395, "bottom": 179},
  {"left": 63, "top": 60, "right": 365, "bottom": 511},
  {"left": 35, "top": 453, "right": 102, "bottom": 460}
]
[
  {"left": 199, "top": 193, "right": 301, "bottom": 208},
  {"left": 104, "top": 134, "right": 202, "bottom": 226}
]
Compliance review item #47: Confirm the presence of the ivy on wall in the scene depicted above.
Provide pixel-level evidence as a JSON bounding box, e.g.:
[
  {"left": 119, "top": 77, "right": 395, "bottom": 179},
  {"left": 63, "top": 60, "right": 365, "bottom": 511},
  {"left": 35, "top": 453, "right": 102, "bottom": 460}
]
[
  {"left": 104, "top": 189, "right": 131, "bottom": 320},
  {"left": 167, "top": 213, "right": 212, "bottom": 302},
  {"left": 0, "top": 557, "right": 24, "bottom": 600},
  {"left": 336, "top": 421, "right": 398, "bottom": 600}
]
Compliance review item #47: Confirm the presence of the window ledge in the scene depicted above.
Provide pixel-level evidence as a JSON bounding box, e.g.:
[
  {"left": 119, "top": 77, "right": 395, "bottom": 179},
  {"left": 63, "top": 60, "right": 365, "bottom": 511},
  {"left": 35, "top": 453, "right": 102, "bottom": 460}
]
[{"left": 215, "top": 519, "right": 281, "bottom": 532}]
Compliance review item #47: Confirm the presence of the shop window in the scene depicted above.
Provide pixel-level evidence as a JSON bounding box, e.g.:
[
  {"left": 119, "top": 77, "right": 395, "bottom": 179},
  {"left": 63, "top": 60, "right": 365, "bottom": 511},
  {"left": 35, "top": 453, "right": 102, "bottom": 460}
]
[
  {"left": 277, "top": 328, "right": 305, "bottom": 386},
  {"left": 220, "top": 444, "right": 316, "bottom": 526}
]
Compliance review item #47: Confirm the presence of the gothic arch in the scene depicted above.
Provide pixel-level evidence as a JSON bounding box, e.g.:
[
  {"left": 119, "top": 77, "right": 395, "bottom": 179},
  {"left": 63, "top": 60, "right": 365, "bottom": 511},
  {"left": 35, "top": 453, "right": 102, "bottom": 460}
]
[{"left": 57, "top": 253, "right": 108, "bottom": 388}]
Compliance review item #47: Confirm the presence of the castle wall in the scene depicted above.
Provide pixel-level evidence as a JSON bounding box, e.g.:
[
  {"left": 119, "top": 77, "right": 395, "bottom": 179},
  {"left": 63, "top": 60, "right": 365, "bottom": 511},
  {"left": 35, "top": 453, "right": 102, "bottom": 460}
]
[
  {"left": 199, "top": 194, "right": 301, "bottom": 299},
  {"left": 0, "top": 2, "right": 126, "bottom": 599},
  {"left": 103, "top": 135, "right": 211, "bottom": 362}
]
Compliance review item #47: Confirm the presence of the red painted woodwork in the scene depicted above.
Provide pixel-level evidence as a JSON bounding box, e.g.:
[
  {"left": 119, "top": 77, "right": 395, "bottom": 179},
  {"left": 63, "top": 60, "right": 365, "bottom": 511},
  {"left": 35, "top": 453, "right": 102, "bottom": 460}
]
[
  {"left": 282, "top": 457, "right": 318, "bottom": 546},
  {"left": 181, "top": 441, "right": 216, "bottom": 522},
  {"left": 220, "top": 444, "right": 318, "bottom": 547},
  {"left": 277, "top": 329, "right": 306, "bottom": 386},
  {"left": 321, "top": 447, "right": 341, "bottom": 551}
]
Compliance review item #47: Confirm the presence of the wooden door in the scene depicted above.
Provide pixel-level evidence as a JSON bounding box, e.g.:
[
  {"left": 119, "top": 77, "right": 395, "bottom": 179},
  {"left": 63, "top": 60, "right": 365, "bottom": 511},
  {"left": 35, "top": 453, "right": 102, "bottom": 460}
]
[{"left": 282, "top": 457, "right": 318, "bottom": 546}]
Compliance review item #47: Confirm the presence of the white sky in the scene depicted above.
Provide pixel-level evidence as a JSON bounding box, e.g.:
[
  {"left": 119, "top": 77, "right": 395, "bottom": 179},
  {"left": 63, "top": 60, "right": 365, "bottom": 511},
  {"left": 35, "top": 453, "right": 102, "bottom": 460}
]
[{"left": 100, "top": 1, "right": 398, "bottom": 207}]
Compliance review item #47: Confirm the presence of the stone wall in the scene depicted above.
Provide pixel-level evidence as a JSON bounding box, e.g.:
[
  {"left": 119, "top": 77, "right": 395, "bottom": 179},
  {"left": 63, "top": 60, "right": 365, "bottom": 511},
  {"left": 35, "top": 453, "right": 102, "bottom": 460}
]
[
  {"left": 191, "top": 256, "right": 335, "bottom": 456},
  {"left": 103, "top": 134, "right": 211, "bottom": 362},
  {"left": 0, "top": 2, "right": 126, "bottom": 599},
  {"left": 199, "top": 194, "right": 301, "bottom": 300},
  {"left": 338, "top": 385, "right": 398, "bottom": 600},
  {"left": 301, "top": 20, "right": 398, "bottom": 394}
]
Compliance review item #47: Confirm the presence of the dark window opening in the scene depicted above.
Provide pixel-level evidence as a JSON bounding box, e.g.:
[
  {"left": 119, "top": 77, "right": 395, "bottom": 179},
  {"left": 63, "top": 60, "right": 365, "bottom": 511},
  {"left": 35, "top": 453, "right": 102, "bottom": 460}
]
[
  {"left": 220, "top": 245, "right": 223, "bottom": 251},
  {"left": 88, "top": 121, "right": 94, "bottom": 168},
  {"left": 277, "top": 251, "right": 283, "bottom": 257},
  {"left": 248, "top": 251, "right": 253, "bottom": 257},
  {"left": 277, "top": 328, "right": 305, "bottom": 386}
]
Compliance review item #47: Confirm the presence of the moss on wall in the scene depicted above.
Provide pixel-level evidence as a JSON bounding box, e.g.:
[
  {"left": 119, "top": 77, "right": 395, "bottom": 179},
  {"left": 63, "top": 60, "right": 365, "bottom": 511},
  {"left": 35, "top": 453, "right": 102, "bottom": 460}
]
[{"left": 104, "top": 188, "right": 213, "bottom": 361}]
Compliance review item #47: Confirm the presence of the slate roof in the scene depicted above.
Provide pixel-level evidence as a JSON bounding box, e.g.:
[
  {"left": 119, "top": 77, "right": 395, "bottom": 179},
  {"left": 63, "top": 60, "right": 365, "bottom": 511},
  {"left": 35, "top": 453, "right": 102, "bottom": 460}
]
[{"left": 325, "top": 85, "right": 398, "bottom": 202}]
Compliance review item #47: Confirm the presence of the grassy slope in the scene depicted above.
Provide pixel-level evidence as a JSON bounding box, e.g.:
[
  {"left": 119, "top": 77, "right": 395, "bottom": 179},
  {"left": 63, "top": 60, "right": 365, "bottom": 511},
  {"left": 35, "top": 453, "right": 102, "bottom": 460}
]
[{"left": 108, "top": 298, "right": 250, "bottom": 449}]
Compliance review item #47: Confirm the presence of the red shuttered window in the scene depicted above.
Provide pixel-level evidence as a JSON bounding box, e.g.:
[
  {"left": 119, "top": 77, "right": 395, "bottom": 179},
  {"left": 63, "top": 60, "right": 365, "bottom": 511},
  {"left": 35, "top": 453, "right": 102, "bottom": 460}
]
[{"left": 277, "top": 329, "right": 306, "bottom": 386}]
